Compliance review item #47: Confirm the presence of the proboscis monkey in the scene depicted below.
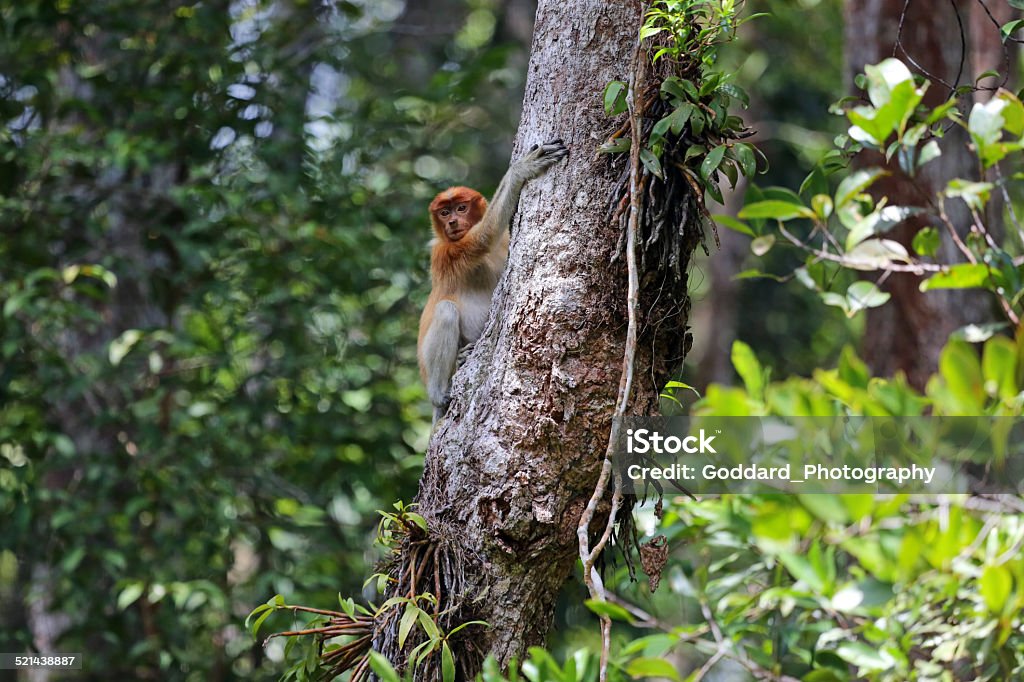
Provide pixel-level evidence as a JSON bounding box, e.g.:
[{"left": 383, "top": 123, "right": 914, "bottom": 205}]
[{"left": 418, "top": 139, "right": 568, "bottom": 425}]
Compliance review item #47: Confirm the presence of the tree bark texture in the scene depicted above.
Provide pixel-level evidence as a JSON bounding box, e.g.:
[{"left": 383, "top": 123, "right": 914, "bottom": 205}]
[
  {"left": 393, "top": 0, "right": 701, "bottom": 672},
  {"left": 844, "top": 0, "right": 1003, "bottom": 388}
]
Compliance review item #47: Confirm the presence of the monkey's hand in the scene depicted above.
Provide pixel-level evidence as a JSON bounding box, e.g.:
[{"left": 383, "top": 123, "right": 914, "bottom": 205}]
[
  {"left": 517, "top": 139, "right": 568, "bottom": 180},
  {"left": 456, "top": 340, "right": 477, "bottom": 368}
]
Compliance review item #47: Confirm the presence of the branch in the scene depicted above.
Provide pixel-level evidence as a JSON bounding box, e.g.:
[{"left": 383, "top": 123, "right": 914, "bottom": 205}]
[{"left": 777, "top": 225, "right": 942, "bottom": 273}]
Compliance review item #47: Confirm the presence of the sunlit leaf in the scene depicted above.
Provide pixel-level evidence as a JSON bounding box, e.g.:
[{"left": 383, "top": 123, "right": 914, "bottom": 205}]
[
  {"left": 738, "top": 200, "right": 815, "bottom": 221},
  {"left": 835, "top": 168, "right": 887, "bottom": 209},
  {"left": 911, "top": 226, "right": 940, "bottom": 257},
  {"left": 919, "top": 263, "right": 993, "bottom": 291}
]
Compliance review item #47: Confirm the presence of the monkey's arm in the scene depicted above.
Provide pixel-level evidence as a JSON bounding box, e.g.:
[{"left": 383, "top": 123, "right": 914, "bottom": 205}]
[
  {"left": 467, "top": 139, "right": 567, "bottom": 249},
  {"left": 419, "top": 300, "right": 461, "bottom": 425}
]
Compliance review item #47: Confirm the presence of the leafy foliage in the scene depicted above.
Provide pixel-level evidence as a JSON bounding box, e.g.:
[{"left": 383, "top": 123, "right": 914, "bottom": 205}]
[
  {"left": 724, "top": 58, "right": 1024, "bottom": 326},
  {"left": 600, "top": 0, "right": 762, "bottom": 206},
  {"left": 0, "top": 1, "right": 533, "bottom": 678}
]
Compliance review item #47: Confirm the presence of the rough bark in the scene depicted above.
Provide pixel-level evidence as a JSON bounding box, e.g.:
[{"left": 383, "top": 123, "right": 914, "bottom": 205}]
[
  {"left": 845, "top": 0, "right": 1000, "bottom": 388},
  {"left": 389, "top": 1, "right": 701, "bottom": 673}
]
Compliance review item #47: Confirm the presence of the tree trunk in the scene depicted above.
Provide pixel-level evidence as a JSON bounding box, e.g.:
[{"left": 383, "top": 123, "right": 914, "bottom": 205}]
[
  {"left": 384, "top": 1, "right": 701, "bottom": 674},
  {"left": 844, "top": 0, "right": 1001, "bottom": 388}
]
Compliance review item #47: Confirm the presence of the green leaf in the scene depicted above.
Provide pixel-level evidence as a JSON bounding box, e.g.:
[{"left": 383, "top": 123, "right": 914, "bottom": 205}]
[
  {"left": 951, "top": 322, "right": 1010, "bottom": 343},
  {"left": 718, "top": 82, "right": 749, "bottom": 107},
  {"left": 409, "top": 640, "right": 435, "bottom": 670},
  {"left": 109, "top": 329, "right": 144, "bottom": 366},
  {"left": 603, "top": 80, "right": 628, "bottom": 116},
  {"left": 945, "top": 179, "right": 994, "bottom": 211},
  {"left": 845, "top": 281, "right": 891, "bottom": 316},
  {"left": 405, "top": 512, "right": 428, "bottom": 530},
  {"left": 980, "top": 564, "right": 1013, "bottom": 614},
  {"left": 864, "top": 59, "right": 915, "bottom": 108},
  {"left": 937, "top": 339, "right": 985, "bottom": 412},
  {"left": 666, "top": 103, "right": 694, "bottom": 135},
  {"left": 779, "top": 551, "right": 827, "bottom": 592},
  {"left": 733, "top": 142, "right": 756, "bottom": 177},
  {"left": 705, "top": 176, "right": 724, "bottom": 205},
  {"left": 640, "top": 147, "right": 663, "bottom": 179},
  {"left": 845, "top": 205, "right": 919, "bottom": 250},
  {"left": 651, "top": 116, "right": 672, "bottom": 140},
  {"left": 995, "top": 90, "right": 1024, "bottom": 135},
  {"left": 843, "top": 239, "right": 911, "bottom": 271},
  {"left": 117, "top": 582, "right": 145, "bottom": 611},
  {"left": 969, "top": 98, "right": 1007, "bottom": 166},
  {"left": 78, "top": 264, "right": 118, "bottom": 288},
  {"left": 712, "top": 214, "right": 754, "bottom": 237},
  {"left": 661, "top": 77, "right": 697, "bottom": 102},
  {"left": 441, "top": 642, "right": 456, "bottom": 682},
  {"left": 734, "top": 269, "right": 786, "bottom": 281},
  {"left": 639, "top": 25, "right": 664, "bottom": 40},
  {"left": 662, "top": 380, "right": 700, "bottom": 400},
  {"left": 448, "top": 620, "right": 489, "bottom": 636},
  {"left": 398, "top": 604, "right": 420, "bottom": 648},
  {"left": 800, "top": 166, "right": 830, "bottom": 200},
  {"left": 1002, "top": 19, "right": 1024, "bottom": 41},
  {"left": 750, "top": 234, "right": 775, "bottom": 256},
  {"left": 811, "top": 194, "right": 833, "bottom": 219},
  {"left": 52, "top": 434, "right": 76, "bottom": 457},
  {"left": 700, "top": 145, "right": 727, "bottom": 181},
  {"left": 967, "top": 92, "right": 1024, "bottom": 167},
  {"left": 835, "top": 642, "right": 894, "bottom": 672},
  {"left": 848, "top": 77, "right": 925, "bottom": 146},
  {"left": 583, "top": 599, "right": 633, "bottom": 622},
  {"left": 417, "top": 610, "right": 441, "bottom": 640},
  {"left": 690, "top": 111, "right": 706, "bottom": 136},
  {"left": 369, "top": 652, "right": 402, "bottom": 682},
  {"left": 598, "top": 138, "right": 631, "bottom": 154},
  {"left": 250, "top": 607, "right": 275, "bottom": 638},
  {"left": 969, "top": 96, "right": 1007, "bottom": 147},
  {"left": 731, "top": 341, "right": 764, "bottom": 398},
  {"left": 738, "top": 200, "right": 815, "bottom": 221},
  {"left": 919, "top": 263, "right": 993, "bottom": 291},
  {"left": 3, "top": 291, "right": 30, "bottom": 318},
  {"left": 835, "top": 168, "right": 887, "bottom": 209},
  {"left": 912, "top": 226, "right": 940, "bottom": 257},
  {"left": 982, "top": 335, "right": 1018, "bottom": 401},
  {"left": 624, "top": 657, "right": 681, "bottom": 681}
]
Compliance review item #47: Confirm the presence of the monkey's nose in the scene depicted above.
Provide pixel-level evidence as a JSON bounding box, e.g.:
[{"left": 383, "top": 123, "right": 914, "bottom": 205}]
[{"left": 448, "top": 220, "right": 458, "bottom": 227}]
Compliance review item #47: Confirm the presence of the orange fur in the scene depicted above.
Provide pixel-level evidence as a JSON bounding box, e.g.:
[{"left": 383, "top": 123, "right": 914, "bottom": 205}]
[
  {"left": 415, "top": 139, "right": 566, "bottom": 422},
  {"left": 417, "top": 186, "right": 507, "bottom": 384}
]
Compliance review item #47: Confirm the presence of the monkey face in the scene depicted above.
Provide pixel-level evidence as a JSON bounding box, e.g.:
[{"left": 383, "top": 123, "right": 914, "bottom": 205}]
[
  {"left": 429, "top": 187, "right": 487, "bottom": 242},
  {"left": 437, "top": 202, "right": 474, "bottom": 240}
]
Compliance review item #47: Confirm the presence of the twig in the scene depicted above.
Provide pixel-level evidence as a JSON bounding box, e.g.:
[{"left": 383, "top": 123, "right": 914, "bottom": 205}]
[
  {"left": 968, "top": 206, "right": 1000, "bottom": 251},
  {"left": 777, "top": 225, "right": 941, "bottom": 273},
  {"left": 696, "top": 598, "right": 802, "bottom": 682},
  {"left": 992, "top": 163, "right": 1024, "bottom": 245},
  {"left": 937, "top": 196, "right": 977, "bottom": 264},
  {"left": 577, "top": 29, "right": 645, "bottom": 682},
  {"left": 605, "top": 591, "right": 678, "bottom": 631},
  {"left": 691, "top": 648, "right": 726, "bottom": 681}
]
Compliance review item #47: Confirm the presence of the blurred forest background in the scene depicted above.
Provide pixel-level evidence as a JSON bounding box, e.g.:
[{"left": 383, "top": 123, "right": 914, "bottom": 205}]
[{"left": 2, "top": 0, "right": 1023, "bottom": 680}]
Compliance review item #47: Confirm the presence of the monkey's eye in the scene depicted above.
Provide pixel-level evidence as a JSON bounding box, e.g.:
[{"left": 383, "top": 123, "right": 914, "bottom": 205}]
[
  {"left": 457, "top": 204, "right": 468, "bottom": 212},
  {"left": 439, "top": 209, "right": 450, "bottom": 217}
]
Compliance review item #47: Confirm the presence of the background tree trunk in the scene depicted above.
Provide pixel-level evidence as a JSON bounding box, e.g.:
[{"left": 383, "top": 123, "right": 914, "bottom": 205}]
[
  {"left": 386, "top": 0, "right": 701, "bottom": 673},
  {"left": 844, "top": 0, "right": 1008, "bottom": 387}
]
